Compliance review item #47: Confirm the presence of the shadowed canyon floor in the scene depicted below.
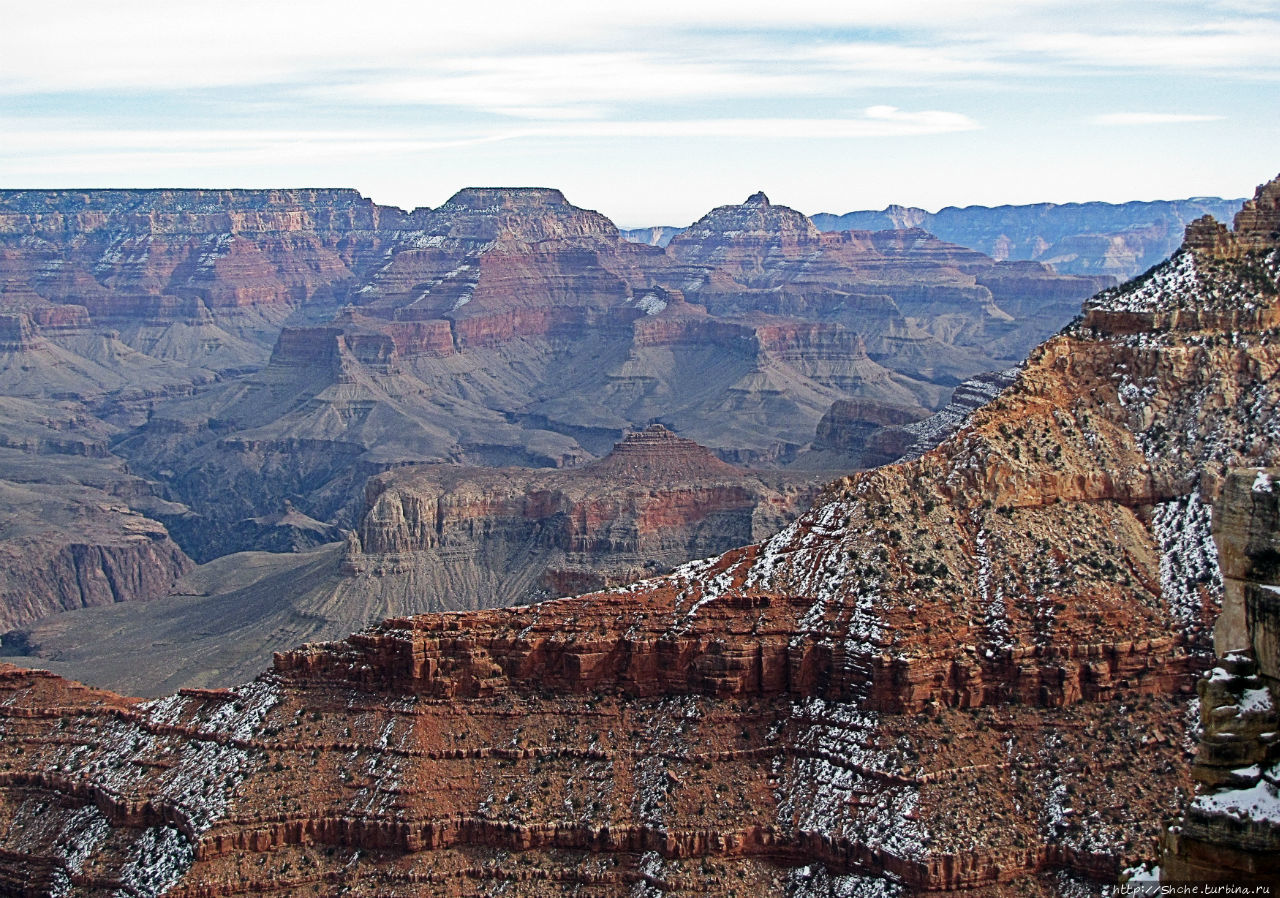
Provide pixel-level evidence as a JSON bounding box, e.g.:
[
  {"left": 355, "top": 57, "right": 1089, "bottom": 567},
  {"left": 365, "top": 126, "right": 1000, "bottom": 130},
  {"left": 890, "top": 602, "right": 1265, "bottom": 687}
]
[{"left": 2, "top": 427, "right": 825, "bottom": 696}]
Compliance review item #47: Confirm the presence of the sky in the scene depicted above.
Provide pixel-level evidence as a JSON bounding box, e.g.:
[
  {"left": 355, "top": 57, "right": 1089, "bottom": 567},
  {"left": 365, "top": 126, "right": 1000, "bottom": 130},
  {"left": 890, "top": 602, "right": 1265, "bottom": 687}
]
[{"left": 2, "top": 1, "right": 1278, "bottom": 226}]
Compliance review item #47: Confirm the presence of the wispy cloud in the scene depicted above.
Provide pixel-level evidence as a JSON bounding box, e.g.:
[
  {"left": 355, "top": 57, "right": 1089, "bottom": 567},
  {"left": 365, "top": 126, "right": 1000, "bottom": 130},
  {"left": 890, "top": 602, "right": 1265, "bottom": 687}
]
[
  {"left": 0, "top": 1, "right": 1274, "bottom": 218},
  {"left": 1011, "top": 21, "right": 1280, "bottom": 74},
  {"left": 327, "top": 52, "right": 821, "bottom": 115},
  {"left": 4, "top": 1, "right": 1279, "bottom": 99},
  {"left": 0, "top": 105, "right": 980, "bottom": 178},
  {"left": 1090, "top": 112, "right": 1225, "bottom": 125},
  {"left": 0, "top": 127, "right": 516, "bottom": 176},
  {"left": 527, "top": 107, "right": 980, "bottom": 139}
]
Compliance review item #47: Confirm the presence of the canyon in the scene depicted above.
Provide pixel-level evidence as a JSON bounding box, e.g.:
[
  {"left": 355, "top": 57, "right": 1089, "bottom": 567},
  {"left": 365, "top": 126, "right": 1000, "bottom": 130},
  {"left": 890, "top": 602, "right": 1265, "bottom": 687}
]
[
  {"left": 810, "top": 197, "right": 1245, "bottom": 280},
  {"left": 0, "top": 175, "right": 1276, "bottom": 894},
  {"left": 632, "top": 197, "right": 1244, "bottom": 280},
  {"left": 5, "top": 426, "right": 824, "bottom": 697},
  {"left": 0, "top": 184, "right": 1112, "bottom": 647}
]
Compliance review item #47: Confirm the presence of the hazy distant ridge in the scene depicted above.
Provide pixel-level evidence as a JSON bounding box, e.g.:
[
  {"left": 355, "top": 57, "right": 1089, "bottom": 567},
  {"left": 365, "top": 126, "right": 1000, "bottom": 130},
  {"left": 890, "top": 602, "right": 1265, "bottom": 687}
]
[{"left": 810, "top": 197, "right": 1245, "bottom": 278}]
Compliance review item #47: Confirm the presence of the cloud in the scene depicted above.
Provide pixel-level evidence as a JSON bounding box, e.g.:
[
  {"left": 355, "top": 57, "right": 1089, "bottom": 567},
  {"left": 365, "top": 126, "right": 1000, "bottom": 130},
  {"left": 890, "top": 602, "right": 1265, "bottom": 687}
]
[
  {"left": 1011, "top": 21, "right": 1280, "bottom": 74},
  {"left": 529, "top": 107, "right": 980, "bottom": 139},
  {"left": 0, "top": 1, "right": 1029, "bottom": 95},
  {"left": 328, "top": 52, "right": 822, "bottom": 114},
  {"left": 0, "top": 127, "right": 516, "bottom": 176},
  {"left": 4, "top": 0, "right": 1278, "bottom": 99},
  {"left": 0, "top": 105, "right": 980, "bottom": 179},
  {"left": 1090, "top": 112, "right": 1225, "bottom": 125}
]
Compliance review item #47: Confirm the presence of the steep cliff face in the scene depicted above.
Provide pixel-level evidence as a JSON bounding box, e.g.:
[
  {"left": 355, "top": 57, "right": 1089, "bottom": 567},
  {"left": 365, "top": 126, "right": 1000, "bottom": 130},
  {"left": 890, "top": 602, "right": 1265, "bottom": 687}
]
[
  {"left": 1160, "top": 468, "right": 1280, "bottom": 884},
  {"left": 0, "top": 484, "right": 191, "bottom": 632},
  {"left": 3, "top": 176, "right": 1279, "bottom": 895},
  {"left": 0, "top": 399, "right": 192, "bottom": 634},
  {"left": 346, "top": 425, "right": 824, "bottom": 606}
]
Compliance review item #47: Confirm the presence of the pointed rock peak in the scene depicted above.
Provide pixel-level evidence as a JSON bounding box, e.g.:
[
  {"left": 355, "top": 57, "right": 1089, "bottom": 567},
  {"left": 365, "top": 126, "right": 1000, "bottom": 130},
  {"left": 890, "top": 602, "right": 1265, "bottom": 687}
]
[
  {"left": 589, "top": 425, "right": 742, "bottom": 480},
  {"left": 672, "top": 193, "right": 821, "bottom": 246},
  {"left": 1184, "top": 172, "right": 1280, "bottom": 258}
]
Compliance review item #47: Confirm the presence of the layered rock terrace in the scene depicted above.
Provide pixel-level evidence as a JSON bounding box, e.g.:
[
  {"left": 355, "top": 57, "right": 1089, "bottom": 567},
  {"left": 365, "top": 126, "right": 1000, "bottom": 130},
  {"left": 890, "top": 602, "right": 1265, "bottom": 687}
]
[{"left": 2, "top": 176, "right": 1278, "bottom": 894}]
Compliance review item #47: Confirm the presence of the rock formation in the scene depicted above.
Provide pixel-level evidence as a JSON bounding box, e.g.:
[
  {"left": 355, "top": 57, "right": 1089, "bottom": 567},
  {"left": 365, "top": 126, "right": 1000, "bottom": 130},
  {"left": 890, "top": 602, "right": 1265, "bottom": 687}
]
[
  {"left": 1160, "top": 468, "right": 1280, "bottom": 884},
  {"left": 2, "top": 174, "right": 1278, "bottom": 894},
  {"left": 346, "top": 424, "right": 824, "bottom": 604},
  {"left": 0, "top": 400, "right": 191, "bottom": 634},
  {"left": 2, "top": 428, "right": 824, "bottom": 697},
  {"left": 105, "top": 187, "right": 1103, "bottom": 559},
  {"left": 813, "top": 196, "right": 1246, "bottom": 279},
  {"left": 0, "top": 189, "right": 426, "bottom": 629}
]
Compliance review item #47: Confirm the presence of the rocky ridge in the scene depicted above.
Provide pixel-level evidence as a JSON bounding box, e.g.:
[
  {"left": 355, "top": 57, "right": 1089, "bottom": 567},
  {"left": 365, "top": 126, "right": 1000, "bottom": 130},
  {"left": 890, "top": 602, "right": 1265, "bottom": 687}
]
[
  {"left": 108, "top": 187, "right": 1105, "bottom": 560},
  {"left": 1, "top": 175, "right": 1278, "bottom": 894},
  {"left": 346, "top": 424, "right": 824, "bottom": 605},
  {"left": 812, "top": 196, "right": 1246, "bottom": 279}
]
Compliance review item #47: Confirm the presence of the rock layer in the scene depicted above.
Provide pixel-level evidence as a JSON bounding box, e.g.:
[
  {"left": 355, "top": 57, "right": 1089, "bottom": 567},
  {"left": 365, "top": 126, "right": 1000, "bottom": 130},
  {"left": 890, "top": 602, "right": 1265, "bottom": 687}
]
[
  {"left": 109, "top": 188, "right": 1106, "bottom": 558},
  {"left": 345, "top": 425, "right": 824, "bottom": 606},
  {"left": 1160, "top": 469, "right": 1280, "bottom": 885},
  {"left": 813, "top": 196, "right": 1245, "bottom": 279},
  {"left": 4, "top": 175, "right": 1280, "bottom": 894}
]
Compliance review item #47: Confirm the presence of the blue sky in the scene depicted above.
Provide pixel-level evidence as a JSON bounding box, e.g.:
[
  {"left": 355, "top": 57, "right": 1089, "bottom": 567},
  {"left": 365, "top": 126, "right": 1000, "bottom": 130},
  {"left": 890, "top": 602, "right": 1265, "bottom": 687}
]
[{"left": 2, "top": 0, "right": 1278, "bottom": 225}]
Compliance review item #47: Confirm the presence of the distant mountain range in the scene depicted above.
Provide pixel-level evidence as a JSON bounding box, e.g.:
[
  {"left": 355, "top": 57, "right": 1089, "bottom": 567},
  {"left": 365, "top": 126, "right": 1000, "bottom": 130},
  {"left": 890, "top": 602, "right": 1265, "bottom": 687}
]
[{"left": 624, "top": 196, "right": 1245, "bottom": 280}]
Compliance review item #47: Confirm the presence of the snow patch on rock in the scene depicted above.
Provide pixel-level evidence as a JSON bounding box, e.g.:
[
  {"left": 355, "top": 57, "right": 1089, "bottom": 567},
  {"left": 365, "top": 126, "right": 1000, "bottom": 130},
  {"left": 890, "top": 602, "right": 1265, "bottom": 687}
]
[{"left": 1152, "top": 492, "right": 1222, "bottom": 622}]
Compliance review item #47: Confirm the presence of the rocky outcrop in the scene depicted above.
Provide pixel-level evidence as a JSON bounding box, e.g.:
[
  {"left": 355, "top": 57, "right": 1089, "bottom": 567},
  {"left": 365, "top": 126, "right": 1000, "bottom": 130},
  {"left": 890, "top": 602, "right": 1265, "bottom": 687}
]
[
  {"left": 4, "top": 175, "right": 1280, "bottom": 894},
  {"left": 1161, "top": 468, "right": 1280, "bottom": 885},
  {"left": 1184, "top": 175, "right": 1280, "bottom": 261},
  {"left": 345, "top": 425, "right": 824, "bottom": 606},
  {"left": 0, "top": 488, "right": 191, "bottom": 631}
]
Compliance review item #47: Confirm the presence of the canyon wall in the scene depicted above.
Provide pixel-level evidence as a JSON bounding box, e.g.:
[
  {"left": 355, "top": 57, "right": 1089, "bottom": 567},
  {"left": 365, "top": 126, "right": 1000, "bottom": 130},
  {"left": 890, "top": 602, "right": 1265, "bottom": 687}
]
[
  {"left": 812, "top": 196, "right": 1245, "bottom": 279},
  {"left": 1, "top": 176, "right": 1278, "bottom": 895},
  {"left": 346, "top": 425, "right": 823, "bottom": 606},
  {"left": 1160, "top": 468, "right": 1280, "bottom": 885}
]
